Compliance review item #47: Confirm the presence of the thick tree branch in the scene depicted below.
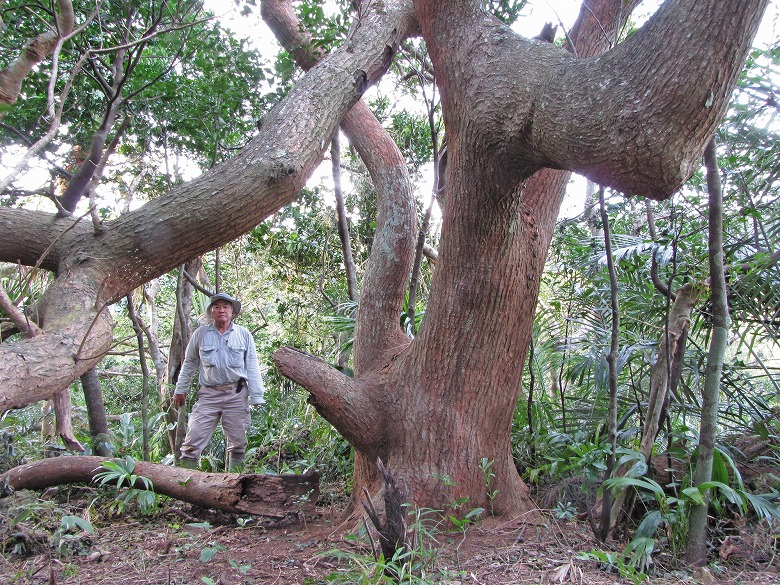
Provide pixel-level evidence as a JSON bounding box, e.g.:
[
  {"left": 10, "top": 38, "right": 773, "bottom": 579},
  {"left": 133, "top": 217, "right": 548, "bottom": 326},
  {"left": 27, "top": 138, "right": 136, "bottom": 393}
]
[
  {"left": 260, "top": 0, "right": 327, "bottom": 69},
  {"left": 0, "top": 0, "right": 75, "bottom": 109},
  {"left": 76, "top": 0, "right": 416, "bottom": 301},
  {"left": 0, "top": 0, "right": 416, "bottom": 410},
  {"left": 0, "top": 285, "right": 41, "bottom": 337},
  {"left": 550, "top": 0, "right": 768, "bottom": 197},
  {"left": 272, "top": 347, "right": 390, "bottom": 453},
  {"left": 414, "top": 0, "right": 768, "bottom": 199},
  {"left": 0, "top": 274, "right": 114, "bottom": 412},
  {"left": 262, "top": 0, "right": 417, "bottom": 372},
  {"left": 263, "top": 3, "right": 417, "bottom": 507},
  {"left": 568, "top": 0, "right": 642, "bottom": 55},
  {"left": 0, "top": 207, "right": 92, "bottom": 270},
  {"left": 0, "top": 277, "right": 83, "bottom": 464}
]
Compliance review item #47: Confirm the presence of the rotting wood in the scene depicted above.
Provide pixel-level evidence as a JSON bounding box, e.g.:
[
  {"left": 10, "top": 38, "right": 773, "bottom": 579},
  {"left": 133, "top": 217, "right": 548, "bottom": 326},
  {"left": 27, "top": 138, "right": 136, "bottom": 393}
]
[{"left": 0, "top": 456, "right": 319, "bottom": 518}]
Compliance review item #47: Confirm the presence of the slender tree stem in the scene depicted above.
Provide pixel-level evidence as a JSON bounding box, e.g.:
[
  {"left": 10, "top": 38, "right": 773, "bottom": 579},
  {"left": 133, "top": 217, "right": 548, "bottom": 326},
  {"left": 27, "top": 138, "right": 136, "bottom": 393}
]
[
  {"left": 598, "top": 185, "right": 620, "bottom": 542},
  {"left": 331, "top": 132, "right": 359, "bottom": 302},
  {"left": 127, "top": 294, "right": 151, "bottom": 462},
  {"left": 526, "top": 339, "right": 536, "bottom": 467},
  {"left": 81, "top": 368, "right": 113, "bottom": 456},
  {"left": 687, "top": 137, "right": 730, "bottom": 565}
]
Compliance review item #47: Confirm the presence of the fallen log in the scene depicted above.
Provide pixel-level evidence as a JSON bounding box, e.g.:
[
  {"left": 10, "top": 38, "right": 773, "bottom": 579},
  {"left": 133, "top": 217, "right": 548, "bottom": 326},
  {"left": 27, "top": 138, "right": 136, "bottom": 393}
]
[{"left": 0, "top": 456, "right": 319, "bottom": 518}]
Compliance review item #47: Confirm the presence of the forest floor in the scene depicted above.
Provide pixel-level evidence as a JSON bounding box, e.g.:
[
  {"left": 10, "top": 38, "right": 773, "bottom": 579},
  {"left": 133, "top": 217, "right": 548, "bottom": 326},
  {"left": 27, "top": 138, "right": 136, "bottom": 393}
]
[{"left": 1, "top": 485, "right": 779, "bottom": 585}]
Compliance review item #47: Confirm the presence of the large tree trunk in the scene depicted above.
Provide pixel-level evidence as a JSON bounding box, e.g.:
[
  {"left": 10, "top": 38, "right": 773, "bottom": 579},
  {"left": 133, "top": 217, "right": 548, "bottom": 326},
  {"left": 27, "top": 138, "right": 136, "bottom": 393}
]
[
  {"left": 0, "top": 456, "right": 319, "bottom": 518},
  {"left": 268, "top": 0, "right": 641, "bottom": 520},
  {"left": 276, "top": 0, "right": 765, "bottom": 518},
  {"left": 0, "top": 0, "right": 767, "bottom": 521},
  {"left": 398, "top": 0, "right": 761, "bottom": 515}
]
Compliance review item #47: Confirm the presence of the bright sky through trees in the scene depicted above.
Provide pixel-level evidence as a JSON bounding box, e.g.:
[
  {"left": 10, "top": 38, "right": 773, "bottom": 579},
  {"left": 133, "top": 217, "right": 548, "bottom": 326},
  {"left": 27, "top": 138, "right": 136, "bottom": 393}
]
[
  {"left": 9, "top": 1, "right": 775, "bottom": 217},
  {"left": 200, "top": 0, "right": 777, "bottom": 220}
]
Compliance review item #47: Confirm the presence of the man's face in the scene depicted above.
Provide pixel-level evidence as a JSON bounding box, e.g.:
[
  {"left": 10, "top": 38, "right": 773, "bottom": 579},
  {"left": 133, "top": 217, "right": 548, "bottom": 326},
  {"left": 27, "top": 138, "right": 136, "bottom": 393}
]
[{"left": 210, "top": 300, "right": 233, "bottom": 325}]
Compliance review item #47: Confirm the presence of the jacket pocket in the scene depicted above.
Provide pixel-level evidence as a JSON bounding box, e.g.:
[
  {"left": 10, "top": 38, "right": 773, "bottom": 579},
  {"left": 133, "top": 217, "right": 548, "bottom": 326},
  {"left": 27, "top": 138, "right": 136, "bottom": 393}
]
[
  {"left": 227, "top": 345, "right": 245, "bottom": 368},
  {"left": 199, "top": 344, "right": 217, "bottom": 367}
]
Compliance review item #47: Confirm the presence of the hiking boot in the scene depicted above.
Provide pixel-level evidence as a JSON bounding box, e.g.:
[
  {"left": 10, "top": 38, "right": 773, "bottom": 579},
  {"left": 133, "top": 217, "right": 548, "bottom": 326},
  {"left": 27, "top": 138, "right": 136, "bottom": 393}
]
[
  {"left": 227, "top": 455, "right": 244, "bottom": 473},
  {"left": 178, "top": 457, "right": 198, "bottom": 469}
]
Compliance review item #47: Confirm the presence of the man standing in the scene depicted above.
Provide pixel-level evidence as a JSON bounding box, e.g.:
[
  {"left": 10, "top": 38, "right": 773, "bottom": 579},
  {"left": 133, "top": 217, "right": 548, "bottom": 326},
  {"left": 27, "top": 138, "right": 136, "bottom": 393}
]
[{"left": 173, "top": 292, "right": 264, "bottom": 472}]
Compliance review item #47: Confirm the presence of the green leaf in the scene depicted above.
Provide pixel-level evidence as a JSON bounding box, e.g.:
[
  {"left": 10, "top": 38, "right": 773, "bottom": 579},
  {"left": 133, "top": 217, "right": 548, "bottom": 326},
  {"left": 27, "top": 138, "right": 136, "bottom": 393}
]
[
  {"left": 201, "top": 545, "right": 224, "bottom": 563},
  {"left": 681, "top": 486, "right": 706, "bottom": 505},
  {"left": 699, "top": 481, "right": 746, "bottom": 512},
  {"left": 744, "top": 492, "right": 780, "bottom": 523},
  {"left": 603, "top": 476, "right": 665, "bottom": 497},
  {"left": 60, "top": 515, "right": 95, "bottom": 534}
]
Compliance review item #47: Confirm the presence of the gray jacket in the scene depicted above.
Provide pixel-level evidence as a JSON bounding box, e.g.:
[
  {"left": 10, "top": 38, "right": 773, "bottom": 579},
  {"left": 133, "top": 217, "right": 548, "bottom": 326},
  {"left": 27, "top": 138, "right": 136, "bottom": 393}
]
[{"left": 174, "top": 322, "right": 264, "bottom": 404}]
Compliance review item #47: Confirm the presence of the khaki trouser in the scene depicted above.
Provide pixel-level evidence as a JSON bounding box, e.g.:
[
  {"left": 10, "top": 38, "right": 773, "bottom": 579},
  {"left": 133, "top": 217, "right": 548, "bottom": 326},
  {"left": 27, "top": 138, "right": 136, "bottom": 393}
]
[{"left": 179, "top": 385, "right": 250, "bottom": 461}]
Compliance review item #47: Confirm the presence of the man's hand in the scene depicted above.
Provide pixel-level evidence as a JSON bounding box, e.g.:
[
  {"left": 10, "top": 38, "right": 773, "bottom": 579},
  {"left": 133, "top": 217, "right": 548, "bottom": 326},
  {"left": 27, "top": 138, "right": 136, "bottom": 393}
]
[{"left": 173, "top": 393, "right": 186, "bottom": 407}]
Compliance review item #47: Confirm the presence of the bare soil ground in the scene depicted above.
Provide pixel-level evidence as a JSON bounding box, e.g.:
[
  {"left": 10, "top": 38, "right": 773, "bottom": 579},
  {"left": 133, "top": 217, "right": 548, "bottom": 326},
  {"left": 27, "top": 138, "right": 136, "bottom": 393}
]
[{"left": 1, "top": 487, "right": 778, "bottom": 584}]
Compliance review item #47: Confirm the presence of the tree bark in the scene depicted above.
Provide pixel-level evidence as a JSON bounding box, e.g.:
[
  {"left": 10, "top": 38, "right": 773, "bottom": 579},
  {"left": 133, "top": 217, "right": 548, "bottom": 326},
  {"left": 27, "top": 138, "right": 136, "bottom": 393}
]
[{"left": 0, "top": 457, "right": 319, "bottom": 518}]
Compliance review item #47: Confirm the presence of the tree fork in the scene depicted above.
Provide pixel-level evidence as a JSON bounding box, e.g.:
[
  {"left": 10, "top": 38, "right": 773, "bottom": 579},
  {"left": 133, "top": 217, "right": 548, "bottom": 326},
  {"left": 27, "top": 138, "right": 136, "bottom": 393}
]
[
  {"left": 262, "top": 0, "right": 416, "bottom": 515},
  {"left": 272, "top": 347, "right": 390, "bottom": 455}
]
